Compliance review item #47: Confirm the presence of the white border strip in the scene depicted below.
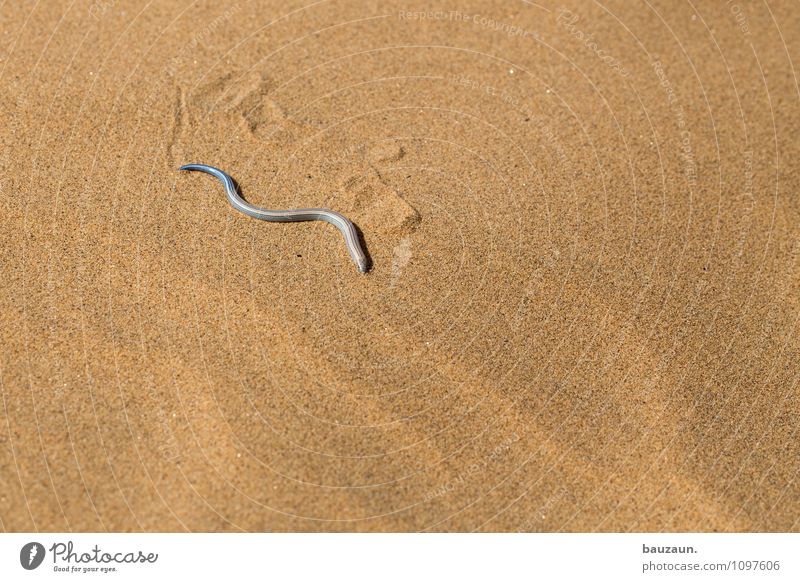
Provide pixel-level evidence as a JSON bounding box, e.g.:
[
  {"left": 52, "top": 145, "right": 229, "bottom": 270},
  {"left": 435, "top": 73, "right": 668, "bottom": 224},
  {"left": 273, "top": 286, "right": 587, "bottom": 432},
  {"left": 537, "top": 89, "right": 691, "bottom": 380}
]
[{"left": 1, "top": 533, "right": 797, "bottom": 581}]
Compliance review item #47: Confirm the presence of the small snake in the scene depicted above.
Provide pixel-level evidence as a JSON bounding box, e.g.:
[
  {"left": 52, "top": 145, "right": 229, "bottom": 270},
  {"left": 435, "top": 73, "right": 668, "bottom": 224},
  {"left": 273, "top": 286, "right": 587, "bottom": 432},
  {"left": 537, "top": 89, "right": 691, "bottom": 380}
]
[{"left": 179, "top": 164, "right": 370, "bottom": 273}]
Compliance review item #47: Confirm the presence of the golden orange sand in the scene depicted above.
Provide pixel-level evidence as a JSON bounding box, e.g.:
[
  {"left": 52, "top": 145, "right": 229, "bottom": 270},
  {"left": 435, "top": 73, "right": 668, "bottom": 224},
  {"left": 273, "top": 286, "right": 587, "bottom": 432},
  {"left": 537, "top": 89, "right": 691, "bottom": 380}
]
[{"left": 1, "top": 0, "right": 798, "bottom": 531}]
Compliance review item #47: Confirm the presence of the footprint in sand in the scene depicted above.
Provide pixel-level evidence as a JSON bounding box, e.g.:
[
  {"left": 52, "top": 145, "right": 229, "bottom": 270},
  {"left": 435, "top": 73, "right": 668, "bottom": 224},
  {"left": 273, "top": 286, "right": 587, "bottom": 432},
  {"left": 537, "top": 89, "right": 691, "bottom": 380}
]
[
  {"left": 241, "top": 99, "right": 305, "bottom": 144},
  {"left": 338, "top": 141, "right": 419, "bottom": 236},
  {"left": 190, "top": 68, "right": 271, "bottom": 114},
  {"left": 178, "top": 74, "right": 419, "bottom": 235},
  {"left": 367, "top": 140, "right": 405, "bottom": 164},
  {"left": 183, "top": 66, "right": 308, "bottom": 145}
]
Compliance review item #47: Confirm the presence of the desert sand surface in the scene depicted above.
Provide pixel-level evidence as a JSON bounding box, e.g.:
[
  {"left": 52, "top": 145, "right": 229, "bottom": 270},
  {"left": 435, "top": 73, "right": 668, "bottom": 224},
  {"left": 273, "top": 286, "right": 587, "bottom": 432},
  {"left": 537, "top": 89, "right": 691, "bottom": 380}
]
[{"left": 1, "top": 0, "right": 798, "bottom": 531}]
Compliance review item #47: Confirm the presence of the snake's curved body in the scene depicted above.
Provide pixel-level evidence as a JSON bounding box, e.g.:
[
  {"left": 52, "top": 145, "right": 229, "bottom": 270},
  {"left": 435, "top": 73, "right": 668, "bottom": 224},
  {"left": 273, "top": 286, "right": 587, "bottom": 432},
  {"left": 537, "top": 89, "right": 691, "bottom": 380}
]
[{"left": 179, "top": 164, "right": 369, "bottom": 273}]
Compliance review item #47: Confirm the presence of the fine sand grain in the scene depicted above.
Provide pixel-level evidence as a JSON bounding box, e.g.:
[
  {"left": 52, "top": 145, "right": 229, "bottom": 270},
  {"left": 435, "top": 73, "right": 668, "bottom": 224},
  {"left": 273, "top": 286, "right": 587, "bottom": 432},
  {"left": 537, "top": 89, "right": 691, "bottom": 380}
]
[{"left": 1, "top": 0, "right": 798, "bottom": 531}]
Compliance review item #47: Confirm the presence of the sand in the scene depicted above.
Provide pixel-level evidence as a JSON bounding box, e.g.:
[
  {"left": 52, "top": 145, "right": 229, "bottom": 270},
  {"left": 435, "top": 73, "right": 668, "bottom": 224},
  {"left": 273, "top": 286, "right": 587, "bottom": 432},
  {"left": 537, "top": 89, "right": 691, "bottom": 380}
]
[{"left": 1, "top": 0, "right": 798, "bottom": 532}]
